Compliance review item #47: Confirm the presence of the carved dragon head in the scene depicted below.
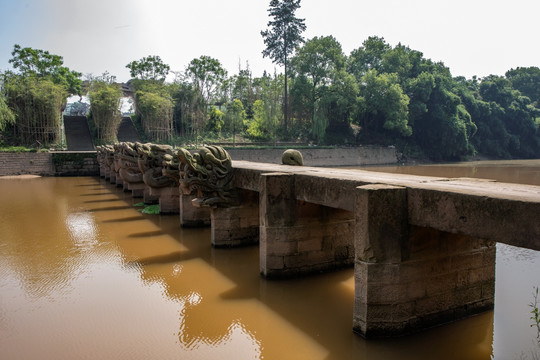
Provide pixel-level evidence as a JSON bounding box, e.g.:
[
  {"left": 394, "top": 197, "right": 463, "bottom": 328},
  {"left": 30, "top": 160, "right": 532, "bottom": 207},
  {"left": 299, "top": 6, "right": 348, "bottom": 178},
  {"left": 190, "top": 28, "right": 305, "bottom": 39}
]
[{"left": 177, "top": 145, "right": 237, "bottom": 208}]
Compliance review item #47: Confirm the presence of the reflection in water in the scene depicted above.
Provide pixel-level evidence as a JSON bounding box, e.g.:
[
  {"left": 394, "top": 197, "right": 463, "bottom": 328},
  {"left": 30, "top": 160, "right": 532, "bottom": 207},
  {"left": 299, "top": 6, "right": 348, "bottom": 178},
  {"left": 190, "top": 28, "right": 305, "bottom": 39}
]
[
  {"left": 0, "top": 163, "right": 539, "bottom": 359},
  {"left": 66, "top": 212, "right": 98, "bottom": 249}
]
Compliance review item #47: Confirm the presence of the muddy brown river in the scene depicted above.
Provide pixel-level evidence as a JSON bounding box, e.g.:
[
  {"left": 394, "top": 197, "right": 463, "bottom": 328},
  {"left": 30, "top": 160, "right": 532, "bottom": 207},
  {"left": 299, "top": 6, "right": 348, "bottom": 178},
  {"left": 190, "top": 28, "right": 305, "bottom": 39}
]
[{"left": 0, "top": 159, "right": 539, "bottom": 359}]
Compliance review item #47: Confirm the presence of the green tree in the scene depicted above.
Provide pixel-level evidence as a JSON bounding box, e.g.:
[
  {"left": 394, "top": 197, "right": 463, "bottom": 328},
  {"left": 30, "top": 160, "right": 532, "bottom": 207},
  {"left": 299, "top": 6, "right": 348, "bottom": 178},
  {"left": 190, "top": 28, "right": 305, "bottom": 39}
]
[
  {"left": 348, "top": 36, "right": 391, "bottom": 80},
  {"left": 225, "top": 99, "right": 246, "bottom": 146},
  {"left": 126, "top": 55, "right": 170, "bottom": 82},
  {"left": 290, "top": 36, "right": 356, "bottom": 143},
  {"left": 229, "top": 62, "right": 255, "bottom": 120},
  {"left": 411, "top": 73, "right": 473, "bottom": 160},
  {"left": 206, "top": 105, "right": 224, "bottom": 135},
  {"left": 9, "top": 44, "right": 82, "bottom": 94},
  {"left": 88, "top": 81, "right": 123, "bottom": 143},
  {"left": 477, "top": 75, "right": 540, "bottom": 157},
  {"left": 0, "top": 85, "right": 15, "bottom": 131},
  {"left": 246, "top": 99, "right": 267, "bottom": 139},
  {"left": 252, "top": 71, "right": 283, "bottom": 140},
  {"left": 4, "top": 76, "right": 67, "bottom": 145},
  {"left": 358, "top": 70, "right": 411, "bottom": 138},
  {"left": 136, "top": 90, "right": 173, "bottom": 142},
  {"left": 319, "top": 70, "right": 359, "bottom": 144},
  {"left": 505, "top": 67, "right": 540, "bottom": 106},
  {"left": 261, "top": 0, "right": 306, "bottom": 134},
  {"left": 169, "top": 81, "right": 205, "bottom": 137},
  {"left": 185, "top": 55, "right": 227, "bottom": 105}
]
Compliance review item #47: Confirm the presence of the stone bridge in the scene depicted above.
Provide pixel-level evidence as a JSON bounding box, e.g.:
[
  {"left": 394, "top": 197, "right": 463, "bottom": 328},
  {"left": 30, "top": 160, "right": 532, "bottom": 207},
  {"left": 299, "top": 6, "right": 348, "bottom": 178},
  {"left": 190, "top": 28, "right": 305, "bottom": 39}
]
[
  {"left": 99, "top": 145, "right": 540, "bottom": 338},
  {"left": 227, "top": 161, "right": 540, "bottom": 337}
]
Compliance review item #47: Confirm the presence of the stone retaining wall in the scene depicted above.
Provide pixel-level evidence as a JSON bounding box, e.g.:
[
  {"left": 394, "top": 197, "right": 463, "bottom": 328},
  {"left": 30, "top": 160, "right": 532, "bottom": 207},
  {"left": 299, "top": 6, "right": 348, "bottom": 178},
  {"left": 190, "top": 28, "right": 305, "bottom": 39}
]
[
  {"left": 0, "top": 152, "right": 55, "bottom": 176},
  {"left": 0, "top": 152, "right": 99, "bottom": 176},
  {"left": 227, "top": 146, "right": 397, "bottom": 166},
  {"left": 52, "top": 152, "right": 99, "bottom": 176}
]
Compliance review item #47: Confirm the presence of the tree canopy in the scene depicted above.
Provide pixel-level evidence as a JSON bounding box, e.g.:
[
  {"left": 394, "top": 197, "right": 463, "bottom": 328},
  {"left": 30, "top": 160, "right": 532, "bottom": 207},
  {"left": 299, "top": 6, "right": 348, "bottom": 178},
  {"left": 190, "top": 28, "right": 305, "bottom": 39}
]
[
  {"left": 261, "top": 0, "right": 306, "bottom": 133},
  {"left": 1, "top": 31, "right": 539, "bottom": 160},
  {"left": 125, "top": 55, "right": 170, "bottom": 82},
  {"left": 9, "top": 44, "right": 82, "bottom": 95}
]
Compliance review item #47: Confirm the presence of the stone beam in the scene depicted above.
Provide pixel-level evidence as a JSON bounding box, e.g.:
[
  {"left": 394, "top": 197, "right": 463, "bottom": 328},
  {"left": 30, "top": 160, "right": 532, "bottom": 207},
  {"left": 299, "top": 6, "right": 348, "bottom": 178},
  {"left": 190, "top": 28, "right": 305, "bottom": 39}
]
[
  {"left": 407, "top": 184, "right": 540, "bottom": 251},
  {"left": 232, "top": 161, "right": 540, "bottom": 251}
]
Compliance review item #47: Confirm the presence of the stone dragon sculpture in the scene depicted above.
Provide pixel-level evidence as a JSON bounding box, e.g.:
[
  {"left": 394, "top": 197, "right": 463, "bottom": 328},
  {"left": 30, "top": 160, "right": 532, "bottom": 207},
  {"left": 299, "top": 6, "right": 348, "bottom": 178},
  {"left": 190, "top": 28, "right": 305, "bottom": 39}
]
[
  {"left": 102, "top": 145, "right": 115, "bottom": 174},
  {"left": 177, "top": 145, "right": 238, "bottom": 208},
  {"left": 117, "top": 142, "right": 144, "bottom": 184},
  {"left": 136, "top": 142, "right": 177, "bottom": 188}
]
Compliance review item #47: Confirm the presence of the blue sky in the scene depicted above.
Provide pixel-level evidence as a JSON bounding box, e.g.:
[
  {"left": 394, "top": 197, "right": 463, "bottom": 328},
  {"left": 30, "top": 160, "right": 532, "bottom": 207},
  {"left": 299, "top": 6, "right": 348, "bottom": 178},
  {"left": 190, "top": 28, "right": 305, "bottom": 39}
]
[{"left": 1, "top": 0, "right": 539, "bottom": 82}]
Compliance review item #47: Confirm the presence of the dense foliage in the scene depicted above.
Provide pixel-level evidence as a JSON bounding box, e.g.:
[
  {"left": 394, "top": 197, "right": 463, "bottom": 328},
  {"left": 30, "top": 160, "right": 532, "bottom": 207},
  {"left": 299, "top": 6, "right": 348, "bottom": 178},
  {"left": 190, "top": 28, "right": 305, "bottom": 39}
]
[
  {"left": 4, "top": 76, "right": 66, "bottom": 146},
  {"left": 0, "top": 45, "right": 81, "bottom": 146},
  {"left": 133, "top": 80, "right": 174, "bottom": 142},
  {"left": 1, "top": 7, "right": 539, "bottom": 159},
  {"left": 88, "top": 81, "right": 123, "bottom": 143},
  {"left": 126, "top": 55, "right": 170, "bottom": 82},
  {"left": 0, "top": 91, "right": 16, "bottom": 131}
]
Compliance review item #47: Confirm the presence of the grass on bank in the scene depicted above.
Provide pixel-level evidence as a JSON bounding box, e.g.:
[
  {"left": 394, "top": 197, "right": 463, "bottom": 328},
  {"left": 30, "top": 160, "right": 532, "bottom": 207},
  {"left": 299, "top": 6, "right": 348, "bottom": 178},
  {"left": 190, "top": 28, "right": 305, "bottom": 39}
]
[{"left": 0, "top": 146, "right": 49, "bottom": 153}]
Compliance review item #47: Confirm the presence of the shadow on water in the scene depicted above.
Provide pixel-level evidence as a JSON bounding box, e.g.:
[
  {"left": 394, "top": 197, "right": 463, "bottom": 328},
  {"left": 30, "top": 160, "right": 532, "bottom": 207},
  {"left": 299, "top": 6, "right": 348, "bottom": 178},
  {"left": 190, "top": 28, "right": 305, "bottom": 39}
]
[
  {"left": 83, "top": 198, "right": 125, "bottom": 204},
  {"left": 101, "top": 215, "right": 146, "bottom": 223},
  {"left": 95, "top": 178, "right": 496, "bottom": 360},
  {"left": 126, "top": 251, "right": 188, "bottom": 266},
  {"left": 80, "top": 192, "right": 115, "bottom": 197},
  {"left": 128, "top": 230, "right": 167, "bottom": 238},
  {"left": 87, "top": 205, "right": 133, "bottom": 212}
]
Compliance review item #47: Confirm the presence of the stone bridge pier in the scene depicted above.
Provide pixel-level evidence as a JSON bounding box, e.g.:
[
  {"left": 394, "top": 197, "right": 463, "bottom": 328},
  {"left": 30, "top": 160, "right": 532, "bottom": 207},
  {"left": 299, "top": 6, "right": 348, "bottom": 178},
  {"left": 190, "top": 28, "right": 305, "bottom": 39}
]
[
  {"left": 353, "top": 184, "right": 495, "bottom": 337},
  {"left": 259, "top": 173, "right": 355, "bottom": 278},
  {"left": 249, "top": 175, "right": 495, "bottom": 337}
]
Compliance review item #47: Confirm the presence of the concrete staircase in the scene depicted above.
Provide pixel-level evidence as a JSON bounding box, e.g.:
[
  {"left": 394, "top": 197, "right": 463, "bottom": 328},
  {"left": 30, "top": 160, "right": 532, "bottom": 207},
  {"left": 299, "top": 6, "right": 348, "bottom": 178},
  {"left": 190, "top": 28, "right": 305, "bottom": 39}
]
[
  {"left": 117, "top": 117, "right": 141, "bottom": 142},
  {"left": 64, "top": 116, "right": 95, "bottom": 151}
]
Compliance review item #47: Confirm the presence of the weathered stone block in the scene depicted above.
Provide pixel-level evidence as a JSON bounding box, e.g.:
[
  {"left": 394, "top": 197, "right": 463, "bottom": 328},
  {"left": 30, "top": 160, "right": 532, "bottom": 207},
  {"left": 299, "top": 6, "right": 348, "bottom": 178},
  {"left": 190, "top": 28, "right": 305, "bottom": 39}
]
[
  {"left": 210, "top": 203, "right": 259, "bottom": 247},
  {"left": 355, "top": 184, "right": 408, "bottom": 263}
]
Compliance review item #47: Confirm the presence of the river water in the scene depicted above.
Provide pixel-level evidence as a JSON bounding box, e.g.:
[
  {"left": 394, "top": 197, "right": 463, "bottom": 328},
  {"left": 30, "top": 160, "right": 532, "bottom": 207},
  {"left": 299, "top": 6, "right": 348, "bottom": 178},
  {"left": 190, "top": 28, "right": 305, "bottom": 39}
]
[{"left": 0, "top": 160, "right": 539, "bottom": 360}]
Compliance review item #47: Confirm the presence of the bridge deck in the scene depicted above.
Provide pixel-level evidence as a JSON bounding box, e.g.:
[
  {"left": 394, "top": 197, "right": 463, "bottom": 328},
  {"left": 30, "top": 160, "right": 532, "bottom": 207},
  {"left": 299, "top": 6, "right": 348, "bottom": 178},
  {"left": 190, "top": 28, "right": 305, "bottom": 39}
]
[{"left": 232, "top": 161, "right": 540, "bottom": 251}]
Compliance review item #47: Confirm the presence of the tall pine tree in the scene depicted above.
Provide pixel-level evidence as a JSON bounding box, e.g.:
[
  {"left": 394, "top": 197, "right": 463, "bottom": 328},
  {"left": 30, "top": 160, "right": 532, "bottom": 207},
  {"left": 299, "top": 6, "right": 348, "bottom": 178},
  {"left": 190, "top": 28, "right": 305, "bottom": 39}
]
[{"left": 261, "top": 0, "right": 306, "bottom": 134}]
